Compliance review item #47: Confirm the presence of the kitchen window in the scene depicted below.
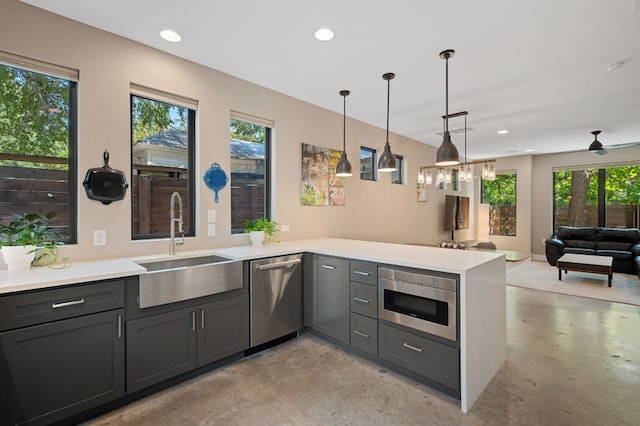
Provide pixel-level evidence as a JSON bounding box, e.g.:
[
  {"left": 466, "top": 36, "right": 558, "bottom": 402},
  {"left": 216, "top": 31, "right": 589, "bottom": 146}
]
[
  {"left": 481, "top": 172, "right": 517, "bottom": 236},
  {"left": 0, "top": 51, "right": 77, "bottom": 244},
  {"left": 360, "top": 147, "right": 377, "bottom": 181},
  {"left": 130, "top": 85, "right": 196, "bottom": 240},
  {"left": 229, "top": 112, "right": 272, "bottom": 234},
  {"left": 391, "top": 154, "right": 404, "bottom": 184}
]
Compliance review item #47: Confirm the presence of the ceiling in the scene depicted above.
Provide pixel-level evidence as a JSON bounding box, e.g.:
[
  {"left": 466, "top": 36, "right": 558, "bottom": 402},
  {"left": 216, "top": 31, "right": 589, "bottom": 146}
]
[{"left": 22, "top": 0, "right": 640, "bottom": 160}]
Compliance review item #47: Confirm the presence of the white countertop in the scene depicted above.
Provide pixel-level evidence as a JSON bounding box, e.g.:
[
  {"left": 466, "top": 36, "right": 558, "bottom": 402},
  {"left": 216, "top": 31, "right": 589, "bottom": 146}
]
[{"left": 0, "top": 238, "right": 504, "bottom": 295}]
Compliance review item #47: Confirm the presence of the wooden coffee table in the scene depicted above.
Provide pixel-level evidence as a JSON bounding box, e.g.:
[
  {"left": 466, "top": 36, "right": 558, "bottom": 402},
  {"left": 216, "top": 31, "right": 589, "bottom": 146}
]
[{"left": 556, "top": 253, "right": 613, "bottom": 287}]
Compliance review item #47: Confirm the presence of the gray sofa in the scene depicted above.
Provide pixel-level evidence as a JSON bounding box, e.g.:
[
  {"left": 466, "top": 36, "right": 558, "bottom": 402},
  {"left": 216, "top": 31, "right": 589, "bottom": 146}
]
[{"left": 545, "top": 226, "right": 640, "bottom": 275}]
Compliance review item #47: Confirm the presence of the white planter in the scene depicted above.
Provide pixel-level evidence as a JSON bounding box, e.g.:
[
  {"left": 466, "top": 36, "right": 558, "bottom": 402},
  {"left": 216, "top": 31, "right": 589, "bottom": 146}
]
[
  {"left": 249, "top": 231, "right": 265, "bottom": 246},
  {"left": 2, "top": 245, "right": 36, "bottom": 271}
]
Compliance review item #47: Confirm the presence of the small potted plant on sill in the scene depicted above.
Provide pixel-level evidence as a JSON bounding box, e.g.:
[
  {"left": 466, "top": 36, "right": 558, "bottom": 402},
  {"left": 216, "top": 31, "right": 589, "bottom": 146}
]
[
  {"left": 0, "top": 212, "right": 63, "bottom": 271},
  {"left": 243, "top": 218, "right": 277, "bottom": 246}
]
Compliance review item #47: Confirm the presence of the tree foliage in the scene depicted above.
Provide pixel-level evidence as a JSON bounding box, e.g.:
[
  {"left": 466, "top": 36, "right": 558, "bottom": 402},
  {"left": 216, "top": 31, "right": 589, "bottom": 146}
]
[
  {"left": 0, "top": 64, "right": 70, "bottom": 168},
  {"left": 482, "top": 173, "right": 516, "bottom": 205},
  {"left": 131, "top": 95, "right": 187, "bottom": 143},
  {"left": 230, "top": 118, "right": 265, "bottom": 143}
]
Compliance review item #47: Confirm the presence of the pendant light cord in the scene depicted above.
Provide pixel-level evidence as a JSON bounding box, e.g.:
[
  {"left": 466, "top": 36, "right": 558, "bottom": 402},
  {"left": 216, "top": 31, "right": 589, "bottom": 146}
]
[
  {"left": 445, "top": 55, "right": 449, "bottom": 133},
  {"left": 343, "top": 93, "right": 347, "bottom": 150},
  {"left": 386, "top": 77, "right": 390, "bottom": 143}
]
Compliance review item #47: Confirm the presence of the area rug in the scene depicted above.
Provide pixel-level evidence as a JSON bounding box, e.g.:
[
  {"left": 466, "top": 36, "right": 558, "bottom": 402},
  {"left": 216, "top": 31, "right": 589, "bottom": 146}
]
[{"left": 507, "top": 260, "right": 640, "bottom": 306}]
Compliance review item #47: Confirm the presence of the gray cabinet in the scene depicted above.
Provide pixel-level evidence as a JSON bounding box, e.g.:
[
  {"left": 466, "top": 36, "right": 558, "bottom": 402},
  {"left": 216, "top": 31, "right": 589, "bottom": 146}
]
[
  {"left": 313, "top": 255, "right": 350, "bottom": 344},
  {"left": 349, "top": 260, "right": 378, "bottom": 355},
  {"left": 378, "top": 323, "right": 460, "bottom": 391},
  {"left": 0, "top": 280, "right": 125, "bottom": 426},
  {"left": 126, "top": 294, "right": 249, "bottom": 393}
]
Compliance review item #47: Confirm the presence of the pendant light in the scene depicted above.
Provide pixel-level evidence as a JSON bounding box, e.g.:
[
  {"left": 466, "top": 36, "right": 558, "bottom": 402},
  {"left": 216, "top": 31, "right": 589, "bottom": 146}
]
[
  {"left": 378, "top": 72, "right": 397, "bottom": 172},
  {"left": 435, "top": 50, "right": 460, "bottom": 166},
  {"left": 588, "top": 130, "right": 604, "bottom": 152},
  {"left": 335, "top": 90, "right": 353, "bottom": 177}
]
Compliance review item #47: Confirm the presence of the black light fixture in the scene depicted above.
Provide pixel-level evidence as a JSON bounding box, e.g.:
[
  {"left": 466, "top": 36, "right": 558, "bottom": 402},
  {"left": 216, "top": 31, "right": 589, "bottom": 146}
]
[
  {"left": 435, "top": 49, "right": 460, "bottom": 166},
  {"left": 335, "top": 90, "right": 353, "bottom": 177},
  {"left": 378, "top": 72, "right": 397, "bottom": 172},
  {"left": 588, "top": 130, "right": 604, "bottom": 152}
]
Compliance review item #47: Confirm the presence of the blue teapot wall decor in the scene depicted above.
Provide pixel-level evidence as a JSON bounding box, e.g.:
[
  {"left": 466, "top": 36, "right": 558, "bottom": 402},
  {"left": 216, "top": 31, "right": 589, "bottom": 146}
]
[{"left": 203, "top": 162, "right": 228, "bottom": 203}]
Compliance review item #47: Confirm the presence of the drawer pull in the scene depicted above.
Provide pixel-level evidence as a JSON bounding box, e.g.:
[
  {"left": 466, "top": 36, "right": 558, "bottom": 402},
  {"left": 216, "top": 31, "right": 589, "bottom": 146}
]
[
  {"left": 353, "top": 296, "right": 370, "bottom": 304},
  {"left": 117, "top": 314, "right": 122, "bottom": 339},
  {"left": 51, "top": 298, "right": 85, "bottom": 309},
  {"left": 321, "top": 264, "right": 336, "bottom": 270},
  {"left": 353, "top": 270, "right": 370, "bottom": 276},
  {"left": 354, "top": 330, "right": 370, "bottom": 338},
  {"left": 200, "top": 309, "right": 205, "bottom": 329},
  {"left": 191, "top": 311, "right": 196, "bottom": 332},
  {"left": 402, "top": 342, "right": 424, "bottom": 353}
]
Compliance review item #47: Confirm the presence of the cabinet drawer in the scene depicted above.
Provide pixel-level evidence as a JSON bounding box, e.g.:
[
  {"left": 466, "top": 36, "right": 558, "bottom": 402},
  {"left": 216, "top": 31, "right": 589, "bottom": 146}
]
[
  {"left": 349, "top": 282, "right": 377, "bottom": 318},
  {"left": 350, "top": 261, "right": 377, "bottom": 285},
  {"left": 0, "top": 279, "right": 125, "bottom": 332},
  {"left": 350, "top": 313, "right": 377, "bottom": 356},
  {"left": 378, "top": 323, "right": 459, "bottom": 391}
]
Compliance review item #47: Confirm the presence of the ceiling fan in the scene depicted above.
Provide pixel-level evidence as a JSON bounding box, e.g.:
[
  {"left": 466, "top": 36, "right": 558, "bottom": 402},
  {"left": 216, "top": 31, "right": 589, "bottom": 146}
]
[{"left": 588, "top": 130, "right": 640, "bottom": 155}]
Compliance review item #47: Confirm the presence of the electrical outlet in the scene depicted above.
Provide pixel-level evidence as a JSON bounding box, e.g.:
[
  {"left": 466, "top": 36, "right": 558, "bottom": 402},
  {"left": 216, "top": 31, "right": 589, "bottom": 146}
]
[
  {"left": 207, "top": 223, "right": 216, "bottom": 236},
  {"left": 207, "top": 210, "right": 216, "bottom": 223},
  {"left": 93, "top": 230, "right": 106, "bottom": 246},
  {"left": 280, "top": 224, "right": 290, "bottom": 232}
]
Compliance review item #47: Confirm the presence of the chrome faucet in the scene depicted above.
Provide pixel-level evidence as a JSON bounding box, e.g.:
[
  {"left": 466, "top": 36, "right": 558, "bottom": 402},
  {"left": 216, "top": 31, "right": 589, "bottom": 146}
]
[{"left": 169, "top": 191, "right": 184, "bottom": 255}]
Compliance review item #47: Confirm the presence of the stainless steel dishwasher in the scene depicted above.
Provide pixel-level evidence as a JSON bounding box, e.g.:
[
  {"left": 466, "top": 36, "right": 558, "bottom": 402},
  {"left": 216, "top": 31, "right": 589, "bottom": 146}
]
[{"left": 249, "top": 253, "right": 303, "bottom": 347}]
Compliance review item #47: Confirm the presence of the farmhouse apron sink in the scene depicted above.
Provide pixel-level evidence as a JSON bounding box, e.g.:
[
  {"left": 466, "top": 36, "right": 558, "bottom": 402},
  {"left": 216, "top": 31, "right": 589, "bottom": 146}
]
[{"left": 136, "top": 255, "right": 242, "bottom": 308}]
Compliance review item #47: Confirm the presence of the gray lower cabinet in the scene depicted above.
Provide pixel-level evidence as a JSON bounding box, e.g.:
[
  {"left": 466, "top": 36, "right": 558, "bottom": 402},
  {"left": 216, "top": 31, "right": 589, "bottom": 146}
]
[
  {"left": 0, "top": 308, "right": 125, "bottom": 426},
  {"left": 350, "top": 312, "right": 377, "bottom": 355},
  {"left": 313, "top": 255, "right": 350, "bottom": 344},
  {"left": 126, "top": 294, "right": 249, "bottom": 393},
  {"left": 378, "top": 323, "right": 460, "bottom": 391}
]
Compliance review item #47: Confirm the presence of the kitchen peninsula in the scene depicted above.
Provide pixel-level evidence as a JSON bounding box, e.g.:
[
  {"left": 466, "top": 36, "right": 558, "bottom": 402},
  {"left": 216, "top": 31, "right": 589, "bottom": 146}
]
[{"left": 0, "top": 238, "right": 505, "bottom": 421}]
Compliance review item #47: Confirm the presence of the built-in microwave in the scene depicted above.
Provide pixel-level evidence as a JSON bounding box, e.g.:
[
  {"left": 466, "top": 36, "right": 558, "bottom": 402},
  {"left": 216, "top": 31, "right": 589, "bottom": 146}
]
[{"left": 378, "top": 267, "right": 457, "bottom": 341}]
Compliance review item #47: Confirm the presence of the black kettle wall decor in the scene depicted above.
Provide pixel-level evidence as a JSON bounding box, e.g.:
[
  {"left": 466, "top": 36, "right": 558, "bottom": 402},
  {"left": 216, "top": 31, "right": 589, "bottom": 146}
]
[{"left": 83, "top": 150, "right": 129, "bottom": 205}]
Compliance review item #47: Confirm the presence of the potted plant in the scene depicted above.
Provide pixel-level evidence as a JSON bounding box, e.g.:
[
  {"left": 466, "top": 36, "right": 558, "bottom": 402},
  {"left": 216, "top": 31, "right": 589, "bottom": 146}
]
[
  {"left": 243, "top": 218, "right": 277, "bottom": 246},
  {"left": 0, "top": 212, "right": 62, "bottom": 270}
]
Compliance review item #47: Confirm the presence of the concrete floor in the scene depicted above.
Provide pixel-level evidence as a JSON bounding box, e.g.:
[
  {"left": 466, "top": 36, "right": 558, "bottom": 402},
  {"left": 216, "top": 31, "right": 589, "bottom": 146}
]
[{"left": 84, "top": 286, "right": 640, "bottom": 425}]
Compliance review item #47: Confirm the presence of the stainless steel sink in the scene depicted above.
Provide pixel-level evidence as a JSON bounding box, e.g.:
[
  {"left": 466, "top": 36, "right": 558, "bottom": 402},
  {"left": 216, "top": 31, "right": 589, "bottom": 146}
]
[{"left": 136, "top": 255, "right": 243, "bottom": 308}]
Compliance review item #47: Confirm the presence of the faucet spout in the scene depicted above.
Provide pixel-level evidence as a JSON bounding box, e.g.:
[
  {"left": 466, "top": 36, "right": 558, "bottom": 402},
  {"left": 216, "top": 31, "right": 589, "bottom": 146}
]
[{"left": 170, "top": 191, "right": 184, "bottom": 255}]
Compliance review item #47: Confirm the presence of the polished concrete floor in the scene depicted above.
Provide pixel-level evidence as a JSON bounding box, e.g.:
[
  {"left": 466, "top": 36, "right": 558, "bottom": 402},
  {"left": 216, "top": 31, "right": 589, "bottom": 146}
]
[{"left": 84, "top": 286, "right": 640, "bottom": 425}]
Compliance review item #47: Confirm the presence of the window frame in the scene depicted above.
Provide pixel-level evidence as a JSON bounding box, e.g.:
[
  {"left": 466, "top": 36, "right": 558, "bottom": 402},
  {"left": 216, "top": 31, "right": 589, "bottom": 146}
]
[
  {"left": 391, "top": 154, "right": 404, "bottom": 184},
  {"left": 130, "top": 92, "right": 196, "bottom": 240},
  {"left": 360, "top": 146, "right": 377, "bottom": 181},
  {"left": 0, "top": 53, "right": 78, "bottom": 244},
  {"left": 229, "top": 115, "right": 273, "bottom": 235}
]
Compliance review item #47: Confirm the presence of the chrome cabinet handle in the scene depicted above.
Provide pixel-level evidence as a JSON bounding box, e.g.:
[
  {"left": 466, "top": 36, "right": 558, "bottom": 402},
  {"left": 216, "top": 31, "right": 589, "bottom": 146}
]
[
  {"left": 258, "top": 259, "right": 302, "bottom": 270},
  {"left": 321, "top": 264, "right": 335, "bottom": 270},
  {"left": 353, "top": 296, "right": 370, "bottom": 304},
  {"left": 191, "top": 311, "right": 196, "bottom": 332},
  {"left": 117, "top": 314, "right": 122, "bottom": 339},
  {"left": 354, "top": 330, "right": 370, "bottom": 338},
  {"left": 353, "top": 270, "right": 370, "bottom": 276},
  {"left": 403, "top": 342, "right": 424, "bottom": 353},
  {"left": 52, "top": 299, "right": 85, "bottom": 309},
  {"left": 200, "top": 309, "right": 205, "bottom": 329}
]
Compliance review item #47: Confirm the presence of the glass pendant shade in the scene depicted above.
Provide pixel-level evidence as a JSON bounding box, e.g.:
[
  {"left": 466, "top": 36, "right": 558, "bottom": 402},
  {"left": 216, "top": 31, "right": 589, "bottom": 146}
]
[
  {"left": 425, "top": 170, "right": 433, "bottom": 185},
  {"left": 436, "top": 168, "right": 444, "bottom": 183},
  {"left": 335, "top": 89, "right": 353, "bottom": 177},
  {"left": 417, "top": 170, "right": 425, "bottom": 184},
  {"left": 488, "top": 163, "right": 496, "bottom": 180},
  {"left": 482, "top": 163, "right": 490, "bottom": 180},
  {"left": 444, "top": 168, "right": 452, "bottom": 183},
  {"left": 378, "top": 73, "right": 397, "bottom": 172},
  {"left": 464, "top": 164, "right": 473, "bottom": 182}
]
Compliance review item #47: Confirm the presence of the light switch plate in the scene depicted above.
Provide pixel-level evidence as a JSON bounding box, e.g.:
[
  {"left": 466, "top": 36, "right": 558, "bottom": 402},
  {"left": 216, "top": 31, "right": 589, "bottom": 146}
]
[
  {"left": 93, "top": 229, "right": 106, "bottom": 246},
  {"left": 207, "top": 210, "right": 216, "bottom": 223},
  {"left": 207, "top": 223, "right": 215, "bottom": 236}
]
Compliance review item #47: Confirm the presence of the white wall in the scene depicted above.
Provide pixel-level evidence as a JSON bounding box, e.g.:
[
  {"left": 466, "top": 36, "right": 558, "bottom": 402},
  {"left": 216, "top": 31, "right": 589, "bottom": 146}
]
[{"left": 1, "top": 0, "right": 464, "bottom": 264}]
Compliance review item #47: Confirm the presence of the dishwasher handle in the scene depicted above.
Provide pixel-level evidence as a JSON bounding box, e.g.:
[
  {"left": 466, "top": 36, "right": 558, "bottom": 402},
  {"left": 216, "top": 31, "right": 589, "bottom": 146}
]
[{"left": 257, "top": 258, "right": 302, "bottom": 270}]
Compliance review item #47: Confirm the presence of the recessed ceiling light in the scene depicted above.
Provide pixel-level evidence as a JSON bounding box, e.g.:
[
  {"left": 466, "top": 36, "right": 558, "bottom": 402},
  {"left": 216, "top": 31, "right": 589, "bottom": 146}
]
[
  {"left": 160, "top": 29, "right": 182, "bottom": 42},
  {"left": 497, "top": 129, "right": 509, "bottom": 134},
  {"left": 314, "top": 27, "right": 334, "bottom": 41},
  {"left": 525, "top": 149, "right": 534, "bottom": 152}
]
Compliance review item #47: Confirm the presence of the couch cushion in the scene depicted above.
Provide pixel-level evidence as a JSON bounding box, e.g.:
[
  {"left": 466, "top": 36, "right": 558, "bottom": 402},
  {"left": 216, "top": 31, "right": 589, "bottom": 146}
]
[
  {"left": 564, "top": 247, "right": 596, "bottom": 256},
  {"left": 566, "top": 239, "right": 597, "bottom": 249},
  {"left": 596, "top": 227, "right": 640, "bottom": 244},
  {"left": 597, "top": 241, "right": 632, "bottom": 251},
  {"left": 557, "top": 226, "right": 597, "bottom": 241},
  {"left": 596, "top": 250, "right": 633, "bottom": 261}
]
